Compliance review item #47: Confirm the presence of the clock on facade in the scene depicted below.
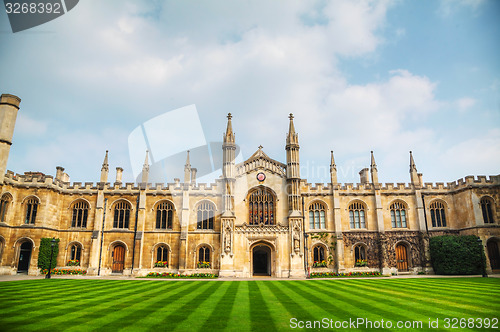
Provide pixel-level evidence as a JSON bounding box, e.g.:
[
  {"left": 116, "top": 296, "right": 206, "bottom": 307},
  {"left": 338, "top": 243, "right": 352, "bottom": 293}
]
[{"left": 256, "top": 172, "right": 266, "bottom": 182}]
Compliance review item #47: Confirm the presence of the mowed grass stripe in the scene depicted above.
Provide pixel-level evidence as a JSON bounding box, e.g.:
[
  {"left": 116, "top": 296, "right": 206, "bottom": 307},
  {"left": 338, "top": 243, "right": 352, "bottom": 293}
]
[
  {"left": 198, "top": 281, "right": 241, "bottom": 331},
  {"left": 318, "top": 279, "right": 496, "bottom": 319},
  {"left": 14, "top": 281, "right": 168, "bottom": 332},
  {"left": 356, "top": 279, "right": 500, "bottom": 315},
  {"left": 304, "top": 280, "right": 425, "bottom": 324},
  {"left": 248, "top": 281, "right": 279, "bottom": 331},
  {"left": 47, "top": 281, "right": 192, "bottom": 332},
  {"left": 0, "top": 280, "right": 149, "bottom": 327}
]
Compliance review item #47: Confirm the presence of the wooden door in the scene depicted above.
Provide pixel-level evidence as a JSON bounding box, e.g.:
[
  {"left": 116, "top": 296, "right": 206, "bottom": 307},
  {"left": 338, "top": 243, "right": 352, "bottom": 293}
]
[
  {"left": 112, "top": 245, "right": 125, "bottom": 273},
  {"left": 396, "top": 244, "right": 408, "bottom": 271},
  {"left": 487, "top": 241, "right": 500, "bottom": 270},
  {"left": 17, "top": 242, "right": 32, "bottom": 272}
]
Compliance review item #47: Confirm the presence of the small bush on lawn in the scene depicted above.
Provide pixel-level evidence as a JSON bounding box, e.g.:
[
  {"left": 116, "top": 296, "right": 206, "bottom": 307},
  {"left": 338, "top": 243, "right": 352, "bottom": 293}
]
[
  {"left": 146, "top": 272, "right": 217, "bottom": 279},
  {"left": 310, "top": 271, "right": 382, "bottom": 278},
  {"left": 429, "top": 235, "right": 485, "bottom": 275}
]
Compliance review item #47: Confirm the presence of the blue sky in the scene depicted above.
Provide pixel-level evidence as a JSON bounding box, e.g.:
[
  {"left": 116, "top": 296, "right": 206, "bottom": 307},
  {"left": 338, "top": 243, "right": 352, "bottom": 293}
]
[{"left": 0, "top": 0, "right": 498, "bottom": 185}]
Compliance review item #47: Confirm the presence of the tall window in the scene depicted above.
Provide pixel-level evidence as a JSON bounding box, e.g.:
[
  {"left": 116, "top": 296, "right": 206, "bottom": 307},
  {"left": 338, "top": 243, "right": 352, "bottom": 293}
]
[
  {"left": 430, "top": 201, "right": 447, "bottom": 227},
  {"left": 349, "top": 202, "right": 366, "bottom": 229},
  {"left": 71, "top": 201, "right": 89, "bottom": 228},
  {"left": 113, "top": 201, "right": 131, "bottom": 229},
  {"left": 198, "top": 246, "right": 210, "bottom": 263},
  {"left": 0, "top": 194, "right": 11, "bottom": 223},
  {"left": 354, "top": 245, "right": 366, "bottom": 262},
  {"left": 248, "top": 187, "right": 275, "bottom": 225},
  {"left": 25, "top": 197, "right": 38, "bottom": 224},
  {"left": 197, "top": 202, "right": 215, "bottom": 230},
  {"left": 481, "top": 197, "right": 494, "bottom": 224},
  {"left": 69, "top": 244, "right": 82, "bottom": 262},
  {"left": 390, "top": 201, "right": 407, "bottom": 228},
  {"left": 313, "top": 246, "right": 325, "bottom": 262},
  {"left": 309, "top": 202, "right": 326, "bottom": 229},
  {"left": 156, "top": 246, "right": 169, "bottom": 264},
  {"left": 156, "top": 201, "right": 174, "bottom": 229}
]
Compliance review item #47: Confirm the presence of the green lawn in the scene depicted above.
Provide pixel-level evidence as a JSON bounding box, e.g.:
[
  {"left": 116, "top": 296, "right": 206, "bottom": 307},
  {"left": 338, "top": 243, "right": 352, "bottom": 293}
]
[{"left": 0, "top": 278, "right": 498, "bottom": 331}]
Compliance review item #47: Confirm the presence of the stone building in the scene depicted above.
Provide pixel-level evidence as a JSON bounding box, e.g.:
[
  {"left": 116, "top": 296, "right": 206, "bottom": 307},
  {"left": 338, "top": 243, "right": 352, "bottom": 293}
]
[{"left": 0, "top": 93, "right": 499, "bottom": 277}]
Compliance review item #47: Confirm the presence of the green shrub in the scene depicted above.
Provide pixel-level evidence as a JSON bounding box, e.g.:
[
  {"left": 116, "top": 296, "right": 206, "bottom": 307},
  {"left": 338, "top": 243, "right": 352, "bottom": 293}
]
[
  {"left": 37, "top": 238, "right": 60, "bottom": 271},
  {"left": 429, "top": 235, "right": 485, "bottom": 275}
]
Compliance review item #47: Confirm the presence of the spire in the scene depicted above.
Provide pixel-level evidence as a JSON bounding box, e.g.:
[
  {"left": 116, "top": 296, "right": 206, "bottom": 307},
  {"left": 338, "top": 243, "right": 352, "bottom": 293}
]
[
  {"left": 370, "top": 151, "right": 379, "bottom": 184},
  {"left": 409, "top": 151, "right": 420, "bottom": 186},
  {"left": 100, "top": 150, "right": 109, "bottom": 183},
  {"left": 224, "top": 113, "right": 235, "bottom": 144},
  {"left": 184, "top": 150, "right": 191, "bottom": 183},
  {"left": 330, "top": 150, "right": 338, "bottom": 184},
  {"left": 286, "top": 113, "right": 299, "bottom": 146},
  {"left": 410, "top": 151, "right": 417, "bottom": 172},
  {"left": 141, "top": 150, "right": 149, "bottom": 183}
]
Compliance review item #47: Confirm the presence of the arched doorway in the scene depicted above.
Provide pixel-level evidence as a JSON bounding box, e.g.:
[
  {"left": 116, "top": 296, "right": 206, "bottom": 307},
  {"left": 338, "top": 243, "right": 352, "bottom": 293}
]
[
  {"left": 112, "top": 245, "right": 125, "bottom": 273},
  {"left": 487, "top": 240, "right": 500, "bottom": 271},
  {"left": 395, "top": 243, "right": 409, "bottom": 272},
  {"left": 252, "top": 245, "right": 271, "bottom": 276},
  {"left": 17, "top": 242, "right": 32, "bottom": 273}
]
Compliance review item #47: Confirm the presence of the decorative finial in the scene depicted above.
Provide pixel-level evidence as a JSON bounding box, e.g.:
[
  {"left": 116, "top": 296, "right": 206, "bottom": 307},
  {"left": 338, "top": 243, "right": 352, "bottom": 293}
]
[
  {"left": 258, "top": 145, "right": 263, "bottom": 150},
  {"left": 289, "top": 113, "right": 294, "bottom": 120},
  {"left": 227, "top": 113, "right": 232, "bottom": 120}
]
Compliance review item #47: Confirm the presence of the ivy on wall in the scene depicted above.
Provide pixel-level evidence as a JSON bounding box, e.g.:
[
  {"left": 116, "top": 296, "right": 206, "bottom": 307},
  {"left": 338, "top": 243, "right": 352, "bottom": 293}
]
[{"left": 37, "top": 238, "right": 60, "bottom": 271}]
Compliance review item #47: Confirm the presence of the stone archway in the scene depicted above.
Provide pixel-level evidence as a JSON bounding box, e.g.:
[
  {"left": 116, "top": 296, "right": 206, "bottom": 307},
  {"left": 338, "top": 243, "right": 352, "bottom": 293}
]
[{"left": 252, "top": 245, "right": 272, "bottom": 276}]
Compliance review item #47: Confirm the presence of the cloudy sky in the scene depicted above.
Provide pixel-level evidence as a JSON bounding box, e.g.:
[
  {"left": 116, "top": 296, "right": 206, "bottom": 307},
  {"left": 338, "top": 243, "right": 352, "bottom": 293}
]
[{"left": 0, "top": 0, "right": 499, "bottom": 185}]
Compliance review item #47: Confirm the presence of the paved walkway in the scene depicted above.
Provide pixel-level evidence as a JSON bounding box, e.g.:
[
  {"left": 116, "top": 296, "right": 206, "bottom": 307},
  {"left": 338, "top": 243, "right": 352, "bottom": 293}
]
[{"left": 0, "top": 274, "right": 498, "bottom": 282}]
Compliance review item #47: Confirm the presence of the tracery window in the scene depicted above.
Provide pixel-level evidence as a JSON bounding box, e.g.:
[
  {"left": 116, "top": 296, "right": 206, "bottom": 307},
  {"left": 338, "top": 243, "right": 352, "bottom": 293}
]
[
  {"left": 390, "top": 201, "right": 407, "bottom": 228},
  {"left": 430, "top": 201, "right": 447, "bottom": 227},
  {"left": 198, "top": 246, "right": 210, "bottom": 264},
  {"left": 349, "top": 201, "right": 366, "bottom": 229},
  {"left": 197, "top": 202, "right": 215, "bottom": 230},
  {"left": 248, "top": 187, "right": 275, "bottom": 225},
  {"left": 481, "top": 197, "right": 494, "bottom": 224},
  {"left": 113, "top": 201, "right": 131, "bottom": 229},
  {"left": 354, "top": 244, "right": 366, "bottom": 263},
  {"left": 309, "top": 202, "right": 326, "bottom": 229},
  {"left": 0, "top": 194, "right": 11, "bottom": 223},
  {"left": 313, "top": 246, "right": 325, "bottom": 262},
  {"left": 156, "top": 201, "right": 174, "bottom": 229},
  {"left": 156, "top": 246, "right": 169, "bottom": 265},
  {"left": 71, "top": 201, "right": 89, "bottom": 228},
  {"left": 69, "top": 244, "right": 82, "bottom": 262},
  {"left": 25, "top": 197, "right": 38, "bottom": 224}
]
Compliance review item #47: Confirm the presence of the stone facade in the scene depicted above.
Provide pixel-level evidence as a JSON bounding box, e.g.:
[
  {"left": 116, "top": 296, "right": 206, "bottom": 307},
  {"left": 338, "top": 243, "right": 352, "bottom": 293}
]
[{"left": 0, "top": 93, "right": 499, "bottom": 277}]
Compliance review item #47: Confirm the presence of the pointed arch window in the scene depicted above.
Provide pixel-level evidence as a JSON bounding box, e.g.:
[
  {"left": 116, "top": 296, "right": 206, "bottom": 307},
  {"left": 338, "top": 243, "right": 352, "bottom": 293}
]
[
  {"left": 313, "top": 246, "right": 325, "bottom": 263},
  {"left": 198, "top": 246, "right": 211, "bottom": 268},
  {"left": 197, "top": 202, "right": 215, "bottom": 230},
  {"left": 0, "top": 194, "right": 11, "bottom": 223},
  {"left": 156, "top": 245, "right": 169, "bottom": 266},
  {"left": 349, "top": 202, "right": 366, "bottom": 229},
  {"left": 25, "top": 197, "right": 38, "bottom": 224},
  {"left": 248, "top": 187, "right": 275, "bottom": 225},
  {"left": 71, "top": 201, "right": 89, "bottom": 228},
  {"left": 354, "top": 244, "right": 366, "bottom": 266},
  {"left": 430, "top": 201, "right": 447, "bottom": 227},
  {"left": 309, "top": 202, "right": 326, "bottom": 229},
  {"left": 481, "top": 197, "right": 494, "bottom": 224},
  {"left": 113, "top": 201, "right": 131, "bottom": 229},
  {"left": 390, "top": 201, "right": 407, "bottom": 228},
  {"left": 69, "top": 244, "right": 82, "bottom": 263},
  {"left": 156, "top": 201, "right": 174, "bottom": 229}
]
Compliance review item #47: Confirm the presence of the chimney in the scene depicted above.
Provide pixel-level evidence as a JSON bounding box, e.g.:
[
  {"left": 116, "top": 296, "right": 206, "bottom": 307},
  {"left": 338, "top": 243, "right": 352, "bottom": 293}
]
[
  {"left": 191, "top": 168, "right": 197, "bottom": 184},
  {"left": 116, "top": 167, "right": 123, "bottom": 184},
  {"left": 55, "top": 166, "right": 64, "bottom": 180},
  {"left": 359, "top": 168, "right": 369, "bottom": 184}
]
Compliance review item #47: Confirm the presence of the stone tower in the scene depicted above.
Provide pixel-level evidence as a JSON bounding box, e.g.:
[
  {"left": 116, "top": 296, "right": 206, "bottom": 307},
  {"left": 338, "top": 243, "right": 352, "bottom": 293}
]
[
  {"left": 0, "top": 94, "right": 21, "bottom": 184},
  {"left": 220, "top": 113, "right": 236, "bottom": 275}
]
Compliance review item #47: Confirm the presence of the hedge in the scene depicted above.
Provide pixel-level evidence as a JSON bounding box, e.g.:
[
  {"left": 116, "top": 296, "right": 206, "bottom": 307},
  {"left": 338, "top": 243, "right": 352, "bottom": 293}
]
[
  {"left": 429, "top": 235, "right": 485, "bottom": 275},
  {"left": 37, "top": 238, "right": 60, "bottom": 271}
]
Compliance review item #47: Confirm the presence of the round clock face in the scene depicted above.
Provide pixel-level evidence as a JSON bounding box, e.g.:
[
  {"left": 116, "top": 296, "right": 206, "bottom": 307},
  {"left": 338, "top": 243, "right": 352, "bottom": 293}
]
[{"left": 257, "top": 172, "right": 266, "bottom": 182}]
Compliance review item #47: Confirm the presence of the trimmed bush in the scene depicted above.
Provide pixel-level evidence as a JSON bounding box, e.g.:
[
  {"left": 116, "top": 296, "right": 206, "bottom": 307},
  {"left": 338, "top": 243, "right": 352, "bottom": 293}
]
[
  {"left": 37, "top": 238, "right": 60, "bottom": 271},
  {"left": 310, "top": 271, "right": 382, "bottom": 278},
  {"left": 429, "top": 235, "right": 485, "bottom": 275}
]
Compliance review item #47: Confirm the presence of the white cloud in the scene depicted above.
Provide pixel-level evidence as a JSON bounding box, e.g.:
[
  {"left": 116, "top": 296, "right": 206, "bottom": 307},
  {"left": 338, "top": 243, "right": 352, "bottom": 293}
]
[
  {"left": 456, "top": 97, "right": 476, "bottom": 112},
  {"left": 438, "top": 0, "right": 485, "bottom": 17},
  {"left": 15, "top": 113, "right": 48, "bottom": 136}
]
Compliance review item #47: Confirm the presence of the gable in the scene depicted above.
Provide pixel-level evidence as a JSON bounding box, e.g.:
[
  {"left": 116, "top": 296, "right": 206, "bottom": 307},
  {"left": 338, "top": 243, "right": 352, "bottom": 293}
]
[{"left": 236, "top": 147, "right": 286, "bottom": 178}]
